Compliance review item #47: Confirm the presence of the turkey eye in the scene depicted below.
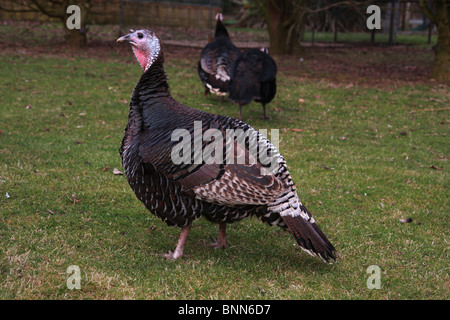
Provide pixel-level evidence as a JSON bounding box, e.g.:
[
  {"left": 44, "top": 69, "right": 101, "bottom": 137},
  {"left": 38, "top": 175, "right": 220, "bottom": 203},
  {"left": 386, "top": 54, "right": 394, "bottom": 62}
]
[{"left": 137, "top": 33, "right": 143, "bottom": 39}]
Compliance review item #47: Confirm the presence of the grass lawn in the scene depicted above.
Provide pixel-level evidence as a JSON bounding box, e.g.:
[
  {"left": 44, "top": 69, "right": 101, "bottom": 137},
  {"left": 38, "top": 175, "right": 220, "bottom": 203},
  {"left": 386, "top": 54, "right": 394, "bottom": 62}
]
[
  {"left": 0, "top": 22, "right": 448, "bottom": 300},
  {"left": 301, "top": 30, "right": 438, "bottom": 47}
]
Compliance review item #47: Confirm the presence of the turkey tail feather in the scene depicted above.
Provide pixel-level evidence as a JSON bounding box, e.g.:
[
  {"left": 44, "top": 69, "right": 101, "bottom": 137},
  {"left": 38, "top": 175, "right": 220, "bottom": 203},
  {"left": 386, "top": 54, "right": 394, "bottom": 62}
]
[{"left": 281, "top": 215, "right": 338, "bottom": 263}]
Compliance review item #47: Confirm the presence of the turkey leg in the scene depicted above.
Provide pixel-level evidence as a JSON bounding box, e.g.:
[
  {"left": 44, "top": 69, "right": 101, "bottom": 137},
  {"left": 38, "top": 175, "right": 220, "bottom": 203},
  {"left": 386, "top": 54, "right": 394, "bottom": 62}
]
[
  {"left": 164, "top": 225, "right": 191, "bottom": 259},
  {"left": 261, "top": 103, "right": 269, "bottom": 120},
  {"left": 210, "top": 223, "right": 228, "bottom": 249}
]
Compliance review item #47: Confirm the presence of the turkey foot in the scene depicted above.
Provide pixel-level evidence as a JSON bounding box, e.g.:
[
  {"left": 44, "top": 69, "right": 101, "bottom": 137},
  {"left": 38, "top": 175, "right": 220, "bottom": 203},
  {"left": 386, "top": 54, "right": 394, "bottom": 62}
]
[
  {"left": 163, "top": 226, "right": 191, "bottom": 260},
  {"left": 209, "top": 223, "right": 228, "bottom": 249},
  {"left": 163, "top": 250, "right": 190, "bottom": 259}
]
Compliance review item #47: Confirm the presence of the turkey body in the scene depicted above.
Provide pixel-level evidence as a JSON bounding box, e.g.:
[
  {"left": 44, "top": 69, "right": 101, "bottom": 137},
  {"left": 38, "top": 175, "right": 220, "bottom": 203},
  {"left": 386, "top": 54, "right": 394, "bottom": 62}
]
[
  {"left": 118, "top": 29, "right": 337, "bottom": 262},
  {"left": 198, "top": 14, "right": 240, "bottom": 97},
  {"left": 229, "top": 48, "right": 277, "bottom": 120},
  {"left": 121, "top": 61, "right": 282, "bottom": 228}
]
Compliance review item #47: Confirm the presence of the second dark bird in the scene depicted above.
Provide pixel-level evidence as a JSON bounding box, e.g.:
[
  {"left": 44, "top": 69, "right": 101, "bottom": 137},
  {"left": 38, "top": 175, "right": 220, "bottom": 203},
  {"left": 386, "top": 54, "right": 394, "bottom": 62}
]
[{"left": 229, "top": 48, "right": 277, "bottom": 120}]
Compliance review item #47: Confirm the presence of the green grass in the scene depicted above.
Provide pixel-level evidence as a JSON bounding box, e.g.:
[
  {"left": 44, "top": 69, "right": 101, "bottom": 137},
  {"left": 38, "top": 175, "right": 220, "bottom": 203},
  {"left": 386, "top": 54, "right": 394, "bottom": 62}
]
[
  {"left": 0, "top": 34, "right": 448, "bottom": 300},
  {"left": 302, "top": 30, "right": 438, "bottom": 47}
]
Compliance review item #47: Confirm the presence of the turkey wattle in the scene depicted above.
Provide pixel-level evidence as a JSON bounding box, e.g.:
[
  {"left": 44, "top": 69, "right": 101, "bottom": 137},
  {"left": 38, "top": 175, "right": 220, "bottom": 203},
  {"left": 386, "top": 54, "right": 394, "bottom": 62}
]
[
  {"left": 116, "top": 29, "right": 338, "bottom": 262},
  {"left": 198, "top": 13, "right": 240, "bottom": 98}
]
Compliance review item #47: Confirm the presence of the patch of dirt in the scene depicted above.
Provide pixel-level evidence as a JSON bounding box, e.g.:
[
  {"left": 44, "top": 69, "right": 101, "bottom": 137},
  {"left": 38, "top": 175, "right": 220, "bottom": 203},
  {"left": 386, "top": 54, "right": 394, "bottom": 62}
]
[{"left": 275, "top": 43, "right": 435, "bottom": 87}]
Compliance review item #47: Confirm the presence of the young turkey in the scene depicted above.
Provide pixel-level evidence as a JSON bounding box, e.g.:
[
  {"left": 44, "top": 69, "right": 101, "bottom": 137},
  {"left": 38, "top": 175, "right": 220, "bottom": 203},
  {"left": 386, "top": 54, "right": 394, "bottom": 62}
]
[
  {"left": 229, "top": 48, "right": 277, "bottom": 120},
  {"left": 198, "top": 13, "right": 241, "bottom": 98},
  {"left": 117, "top": 29, "right": 338, "bottom": 262}
]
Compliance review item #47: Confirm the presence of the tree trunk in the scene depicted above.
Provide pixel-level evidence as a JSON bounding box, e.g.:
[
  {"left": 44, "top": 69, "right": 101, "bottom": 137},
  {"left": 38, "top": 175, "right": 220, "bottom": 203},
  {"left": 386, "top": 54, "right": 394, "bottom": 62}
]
[
  {"left": 264, "top": 0, "right": 304, "bottom": 55},
  {"left": 63, "top": 1, "right": 91, "bottom": 49},
  {"left": 64, "top": 27, "right": 87, "bottom": 48},
  {"left": 433, "top": 12, "right": 450, "bottom": 82},
  {"left": 420, "top": 0, "right": 450, "bottom": 82}
]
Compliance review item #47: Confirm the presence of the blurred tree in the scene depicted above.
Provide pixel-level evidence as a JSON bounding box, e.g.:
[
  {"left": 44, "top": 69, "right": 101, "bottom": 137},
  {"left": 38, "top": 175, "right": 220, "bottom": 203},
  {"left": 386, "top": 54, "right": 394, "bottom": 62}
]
[
  {"left": 419, "top": 0, "right": 450, "bottom": 82},
  {"left": 238, "top": 0, "right": 365, "bottom": 55},
  {"left": 263, "top": 0, "right": 304, "bottom": 54},
  {"left": 244, "top": 0, "right": 305, "bottom": 54},
  {"left": 0, "top": 0, "right": 92, "bottom": 48}
]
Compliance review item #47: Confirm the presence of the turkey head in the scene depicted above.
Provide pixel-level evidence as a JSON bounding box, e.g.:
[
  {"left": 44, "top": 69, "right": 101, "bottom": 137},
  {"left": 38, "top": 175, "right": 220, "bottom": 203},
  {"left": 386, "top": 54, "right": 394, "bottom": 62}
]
[{"left": 117, "top": 29, "right": 161, "bottom": 72}]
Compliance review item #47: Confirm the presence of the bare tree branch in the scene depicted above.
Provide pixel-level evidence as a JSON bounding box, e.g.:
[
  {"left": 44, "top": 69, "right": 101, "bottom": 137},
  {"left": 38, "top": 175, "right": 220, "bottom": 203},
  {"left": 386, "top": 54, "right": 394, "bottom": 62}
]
[
  {"left": 29, "top": 0, "right": 65, "bottom": 20},
  {"left": 0, "top": 1, "right": 36, "bottom": 13},
  {"left": 0, "top": 6, "right": 35, "bottom": 13},
  {"left": 301, "top": 0, "right": 370, "bottom": 14}
]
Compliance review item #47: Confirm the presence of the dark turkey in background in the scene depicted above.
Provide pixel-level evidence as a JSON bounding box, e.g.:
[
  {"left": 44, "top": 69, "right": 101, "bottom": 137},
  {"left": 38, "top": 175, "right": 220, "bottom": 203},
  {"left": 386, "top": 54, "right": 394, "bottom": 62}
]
[
  {"left": 229, "top": 48, "right": 277, "bottom": 120},
  {"left": 198, "top": 13, "right": 241, "bottom": 99}
]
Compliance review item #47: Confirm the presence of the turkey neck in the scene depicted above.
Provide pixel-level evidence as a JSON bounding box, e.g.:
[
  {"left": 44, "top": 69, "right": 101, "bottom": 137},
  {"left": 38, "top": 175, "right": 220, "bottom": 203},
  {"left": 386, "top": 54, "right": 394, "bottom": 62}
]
[
  {"left": 136, "top": 55, "right": 170, "bottom": 100},
  {"left": 130, "top": 54, "right": 177, "bottom": 128},
  {"left": 215, "top": 20, "right": 229, "bottom": 38}
]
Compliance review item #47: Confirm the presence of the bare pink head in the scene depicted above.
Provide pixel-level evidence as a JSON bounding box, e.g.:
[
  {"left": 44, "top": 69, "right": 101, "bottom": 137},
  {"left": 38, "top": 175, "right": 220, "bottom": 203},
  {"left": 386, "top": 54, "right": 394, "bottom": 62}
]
[{"left": 117, "top": 29, "right": 161, "bottom": 71}]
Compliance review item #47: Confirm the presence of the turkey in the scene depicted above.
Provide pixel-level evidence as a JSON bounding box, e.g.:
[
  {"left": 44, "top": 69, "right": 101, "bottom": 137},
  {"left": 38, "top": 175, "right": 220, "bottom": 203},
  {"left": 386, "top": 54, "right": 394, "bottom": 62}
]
[
  {"left": 198, "top": 13, "right": 240, "bottom": 98},
  {"left": 117, "top": 29, "right": 338, "bottom": 262},
  {"left": 229, "top": 48, "right": 277, "bottom": 120}
]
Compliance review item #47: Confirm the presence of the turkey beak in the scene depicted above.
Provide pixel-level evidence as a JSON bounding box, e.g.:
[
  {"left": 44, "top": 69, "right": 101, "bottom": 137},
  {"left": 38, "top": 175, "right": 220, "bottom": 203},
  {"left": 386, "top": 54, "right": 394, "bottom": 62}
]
[{"left": 117, "top": 34, "right": 133, "bottom": 44}]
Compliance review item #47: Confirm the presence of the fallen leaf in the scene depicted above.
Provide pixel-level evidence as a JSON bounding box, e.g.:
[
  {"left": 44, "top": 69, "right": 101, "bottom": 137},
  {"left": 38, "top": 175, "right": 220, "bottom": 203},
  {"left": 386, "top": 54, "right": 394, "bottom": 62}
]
[
  {"left": 72, "top": 193, "right": 80, "bottom": 204},
  {"left": 291, "top": 128, "right": 303, "bottom": 132},
  {"left": 430, "top": 165, "right": 442, "bottom": 170},
  {"left": 113, "top": 168, "right": 124, "bottom": 175},
  {"left": 102, "top": 165, "right": 109, "bottom": 171}
]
